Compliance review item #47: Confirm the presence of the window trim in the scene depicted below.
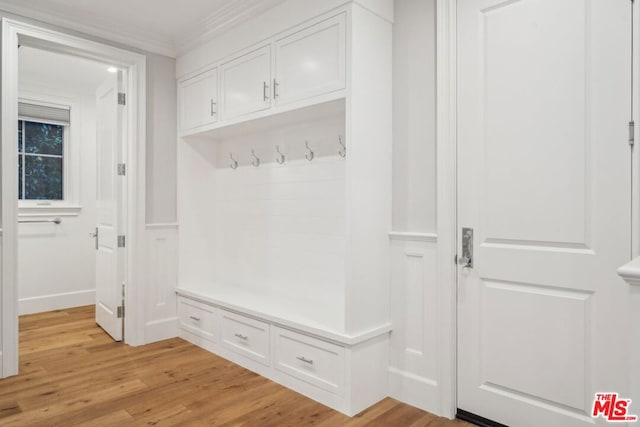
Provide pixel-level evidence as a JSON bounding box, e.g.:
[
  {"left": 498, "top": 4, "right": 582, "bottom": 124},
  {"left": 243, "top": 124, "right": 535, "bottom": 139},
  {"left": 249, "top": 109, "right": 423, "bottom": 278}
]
[
  {"left": 17, "top": 96, "right": 81, "bottom": 215},
  {"left": 18, "top": 117, "right": 68, "bottom": 204}
]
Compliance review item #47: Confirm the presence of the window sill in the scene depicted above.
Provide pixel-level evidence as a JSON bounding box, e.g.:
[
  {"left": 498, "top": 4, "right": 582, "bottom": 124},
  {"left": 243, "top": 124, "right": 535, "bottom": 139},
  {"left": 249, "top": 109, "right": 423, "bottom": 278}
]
[{"left": 18, "top": 205, "right": 82, "bottom": 218}]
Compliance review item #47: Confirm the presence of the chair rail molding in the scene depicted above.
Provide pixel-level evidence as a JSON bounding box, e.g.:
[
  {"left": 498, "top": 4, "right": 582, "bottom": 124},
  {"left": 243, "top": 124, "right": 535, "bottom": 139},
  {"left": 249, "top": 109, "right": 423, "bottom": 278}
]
[
  {"left": 145, "top": 222, "right": 179, "bottom": 230},
  {"left": 389, "top": 231, "right": 438, "bottom": 243},
  {"left": 618, "top": 257, "right": 640, "bottom": 407}
]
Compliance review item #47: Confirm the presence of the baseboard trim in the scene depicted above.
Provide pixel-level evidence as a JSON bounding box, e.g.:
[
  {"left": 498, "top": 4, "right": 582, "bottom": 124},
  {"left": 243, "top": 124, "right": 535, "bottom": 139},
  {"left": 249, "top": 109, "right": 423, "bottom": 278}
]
[
  {"left": 456, "top": 409, "right": 509, "bottom": 427},
  {"left": 19, "top": 289, "right": 95, "bottom": 315},
  {"left": 145, "top": 317, "right": 178, "bottom": 343},
  {"left": 388, "top": 367, "right": 439, "bottom": 415}
]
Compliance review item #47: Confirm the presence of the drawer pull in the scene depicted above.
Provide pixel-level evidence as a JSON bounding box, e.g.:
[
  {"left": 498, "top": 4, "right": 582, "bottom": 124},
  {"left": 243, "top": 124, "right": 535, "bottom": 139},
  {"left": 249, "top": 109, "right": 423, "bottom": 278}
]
[
  {"left": 296, "top": 356, "right": 314, "bottom": 365},
  {"left": 234, "top": 333, "right": 248, "bottom": 340},
  {"left": 189, "top": 316, "right": 201, "bottom": 322}
]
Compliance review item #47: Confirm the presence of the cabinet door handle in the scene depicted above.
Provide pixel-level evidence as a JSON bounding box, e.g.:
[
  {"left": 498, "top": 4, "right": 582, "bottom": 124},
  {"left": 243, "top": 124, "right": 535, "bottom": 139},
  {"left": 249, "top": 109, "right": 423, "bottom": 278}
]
[
  {"left": 234, "top": 333, "right": 248, "bottom": 340},
  {"left": 189, "top": 315, "right": 200, "bottom": 322},
  {"left": 210, "top": 100, "right": 216, "bottom": 116},
  {"left": 263, "top": 81, "right": 269, "bottom": 102},
  {"left": 296, "top": 356, "right": 314, "bottom": 365},
  {"left": 273, "top": 78, "right": 279, "bottom": 99}
]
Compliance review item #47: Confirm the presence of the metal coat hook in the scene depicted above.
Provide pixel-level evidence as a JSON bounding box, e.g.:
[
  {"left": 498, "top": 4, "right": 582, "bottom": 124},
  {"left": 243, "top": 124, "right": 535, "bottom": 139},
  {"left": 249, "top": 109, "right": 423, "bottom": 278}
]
[
  {"left": 229, "top": 153, "right": 238, "bottom": 170},
  {"left": 304, "top": 140, "right": 314, "bottom": 162},
  {"left": 338, "top": 135, "right": 346, "bottom": 158},
  {"left": 276, "top": 146, "right": 285, "bottom": 165},
  {"left": 251, "top": 149, "right": 260, "bottom": 167}
]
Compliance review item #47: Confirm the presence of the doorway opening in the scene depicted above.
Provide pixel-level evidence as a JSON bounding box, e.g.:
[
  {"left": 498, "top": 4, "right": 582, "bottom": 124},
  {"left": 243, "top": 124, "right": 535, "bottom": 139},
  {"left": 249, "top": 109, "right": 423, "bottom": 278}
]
[
  {"left": 1, "top": 18, "right": 146, "bottom": 378},
  {"left": 17, "top": 46, "right": 125, "bottom": 342}
]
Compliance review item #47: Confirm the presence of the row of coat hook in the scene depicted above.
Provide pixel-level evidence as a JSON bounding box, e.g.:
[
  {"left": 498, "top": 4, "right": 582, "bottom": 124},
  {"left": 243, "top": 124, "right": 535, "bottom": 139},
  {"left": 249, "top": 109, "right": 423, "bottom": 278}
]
[{"left": 229, "top": 136, "right": 345, "bottom": 170}]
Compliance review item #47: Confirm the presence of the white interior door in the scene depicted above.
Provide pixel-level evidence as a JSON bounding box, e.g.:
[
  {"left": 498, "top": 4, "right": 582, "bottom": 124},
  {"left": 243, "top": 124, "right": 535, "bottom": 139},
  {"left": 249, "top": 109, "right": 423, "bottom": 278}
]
[
  {"left": 95, "top": 71, "right": 124, "bottom": 341},
  {"left": 457, "top": 1, "right": 632, "bottom": 426}
]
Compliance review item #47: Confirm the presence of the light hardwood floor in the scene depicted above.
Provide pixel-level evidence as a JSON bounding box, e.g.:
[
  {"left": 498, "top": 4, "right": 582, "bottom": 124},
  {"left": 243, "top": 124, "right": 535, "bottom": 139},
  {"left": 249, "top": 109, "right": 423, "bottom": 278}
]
[{"left": 0, "top": 306, "right": 470, "bottom": 426}]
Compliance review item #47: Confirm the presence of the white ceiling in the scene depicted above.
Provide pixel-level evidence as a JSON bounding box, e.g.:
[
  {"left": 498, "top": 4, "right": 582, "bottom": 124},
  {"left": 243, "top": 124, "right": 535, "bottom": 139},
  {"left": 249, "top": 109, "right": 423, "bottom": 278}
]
[
  {"left": 0, "top": 0, "right": 287, "bottom": 57},
  {"left": 19, "top": 46, "right": 112, "bottom": 93}
]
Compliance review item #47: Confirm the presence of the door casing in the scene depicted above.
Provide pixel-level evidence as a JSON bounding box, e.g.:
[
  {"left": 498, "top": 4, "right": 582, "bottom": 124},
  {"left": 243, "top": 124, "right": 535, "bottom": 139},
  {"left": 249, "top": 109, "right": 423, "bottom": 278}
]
[{"left": 0, "top": 18, "right": 147, "bottom": 377}]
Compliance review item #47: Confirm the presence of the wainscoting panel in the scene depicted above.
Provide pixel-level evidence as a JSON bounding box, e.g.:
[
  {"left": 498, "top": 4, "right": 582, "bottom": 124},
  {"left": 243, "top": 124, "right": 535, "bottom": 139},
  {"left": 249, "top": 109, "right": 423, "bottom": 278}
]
[
  {"left": 144, "top": 224, "right": 179, "bottom": 343},
  {"left": 388, "top": 232, "right": 439, "bottom": 413}
]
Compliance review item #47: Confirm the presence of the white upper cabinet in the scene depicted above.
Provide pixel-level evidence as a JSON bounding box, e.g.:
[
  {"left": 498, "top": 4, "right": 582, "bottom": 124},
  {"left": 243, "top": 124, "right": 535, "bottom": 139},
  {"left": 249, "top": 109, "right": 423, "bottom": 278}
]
[
  {"left": 178, "top": 67, "right": 218, "bottom": 132},
  {"left": 274, "top": 14, "right": 346, "bottom": 106},
  {"left": 177, "top": 11, "right": 348, "bottom": 136},
  {"left": 220, "top": 45, "right": 272, "bottom": 120}
]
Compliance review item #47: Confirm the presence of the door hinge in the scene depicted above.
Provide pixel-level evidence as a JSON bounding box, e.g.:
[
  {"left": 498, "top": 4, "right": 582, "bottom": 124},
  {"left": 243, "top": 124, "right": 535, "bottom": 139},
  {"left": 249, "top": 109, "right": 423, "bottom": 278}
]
[
  {"left": 117, "top": 235, "right": 126, "bottom": 248},
  {"left": 117, "top": 305, "right": 124, "bottom": 318},
  {"left": 118, "top": 92, "right": 126, "bottom": 106},
  {"left": 629, "top": 121, "right": 635, "bottom": 146},
  {"left": 117, "top": 163, "right": 126, "bottom": 176}
]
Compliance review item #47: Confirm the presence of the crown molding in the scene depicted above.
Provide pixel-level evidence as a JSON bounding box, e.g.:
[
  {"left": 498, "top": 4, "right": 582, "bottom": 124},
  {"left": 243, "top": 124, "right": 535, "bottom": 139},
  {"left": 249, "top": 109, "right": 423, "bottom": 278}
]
[
  {"left": 0, "top": 1, "right": 177, "bottom": 57},
  {"left": 176, "top": 0, "right": 289, "bottom": 56},
  {"left": 0, "top": 0, "right": 322, "bottom": 59}
]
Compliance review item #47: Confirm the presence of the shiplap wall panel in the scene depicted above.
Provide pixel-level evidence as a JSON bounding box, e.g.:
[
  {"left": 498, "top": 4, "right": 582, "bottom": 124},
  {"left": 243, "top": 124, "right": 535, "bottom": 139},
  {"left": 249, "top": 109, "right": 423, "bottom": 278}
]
[
  {"left": 210, "top": 114, "right": 347, "bottom": 317},
  {"left": 215, "top": 159, "right": 346, "bottom": 305}
]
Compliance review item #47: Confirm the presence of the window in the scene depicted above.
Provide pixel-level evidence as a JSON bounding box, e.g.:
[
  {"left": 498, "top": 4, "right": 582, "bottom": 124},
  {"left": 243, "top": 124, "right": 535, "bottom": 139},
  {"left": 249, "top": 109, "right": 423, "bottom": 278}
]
[
  {"left": 17, "top": 101, "right": 70, "bottom": 202},
  {"left": 18, "top": 120, "right": 65, "bottom": 200}
]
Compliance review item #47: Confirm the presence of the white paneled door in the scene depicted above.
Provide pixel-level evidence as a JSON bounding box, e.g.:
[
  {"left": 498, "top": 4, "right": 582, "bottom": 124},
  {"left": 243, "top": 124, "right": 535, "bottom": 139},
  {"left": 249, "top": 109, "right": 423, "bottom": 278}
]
[
  {"left": 457, "top": 1, "right": 632, "bottom": 426},
  {"left": 95, "top": 71, "right": 124, "bottom": 341}
]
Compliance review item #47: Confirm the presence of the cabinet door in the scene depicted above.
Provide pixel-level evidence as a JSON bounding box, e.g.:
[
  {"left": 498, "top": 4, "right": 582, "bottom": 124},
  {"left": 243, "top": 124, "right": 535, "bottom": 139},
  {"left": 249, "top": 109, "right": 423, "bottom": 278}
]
[
  {"left": 274, "top": 14, "right": 346, "bottom": 106},
  {"left": 178, "top": 68, "right": 218, "bottom": 132},
  {"left": 220, "top": 45, "right": 271, "bottom": 119}
]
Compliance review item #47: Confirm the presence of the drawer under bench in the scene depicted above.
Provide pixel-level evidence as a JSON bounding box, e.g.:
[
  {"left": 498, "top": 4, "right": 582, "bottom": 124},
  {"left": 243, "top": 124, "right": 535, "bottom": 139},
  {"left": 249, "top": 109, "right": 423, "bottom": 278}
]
[{"left": 175, "top": 293, "right": 390, "bottom": 416}]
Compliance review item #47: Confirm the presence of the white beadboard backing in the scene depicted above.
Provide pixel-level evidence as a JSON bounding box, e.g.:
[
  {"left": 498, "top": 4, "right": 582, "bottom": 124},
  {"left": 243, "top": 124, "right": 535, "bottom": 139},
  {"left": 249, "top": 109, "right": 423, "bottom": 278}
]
[
  {"left": 179, "top": 111, "right": 348, "bottom": 332},
  {"left": 214, "top": 113, "right": 346, "bottom": 309},
  {"left": 144, "top": 224, "right": 179, "bottom": 343},
  {"left": 388, "top": 238, "right": 439, "bottom": 413}
]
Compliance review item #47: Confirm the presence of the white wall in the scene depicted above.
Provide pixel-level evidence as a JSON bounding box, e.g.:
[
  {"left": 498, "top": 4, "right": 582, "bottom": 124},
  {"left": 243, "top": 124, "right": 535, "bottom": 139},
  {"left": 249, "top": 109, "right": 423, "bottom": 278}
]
[
  {"left": 17, "top": 48, "right": 106, "bottom": 314},
  {"left": 392, "top": 0, "right": 437, "bottom": 234},
  {"left": 389, "top": 0, "right": 440, "bottom": 414},
  {"left": 142, "top": 54, "right": 179, "bottom": 341},
  {"left": 146, "top": 54, "right": 177, "bottom": 224}
]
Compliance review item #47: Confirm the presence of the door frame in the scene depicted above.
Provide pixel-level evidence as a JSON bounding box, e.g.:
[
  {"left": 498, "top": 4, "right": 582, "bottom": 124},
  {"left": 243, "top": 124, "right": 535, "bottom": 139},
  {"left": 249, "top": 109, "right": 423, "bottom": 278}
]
[
  {"left": 435, "top": 0, "right": 640, "bottom": 420},
  {"left": 435, "top": 0, "right": 458, "bottom": 418},
  {"left": 0, "top": 18, "right": 147, "bottom": 377}
]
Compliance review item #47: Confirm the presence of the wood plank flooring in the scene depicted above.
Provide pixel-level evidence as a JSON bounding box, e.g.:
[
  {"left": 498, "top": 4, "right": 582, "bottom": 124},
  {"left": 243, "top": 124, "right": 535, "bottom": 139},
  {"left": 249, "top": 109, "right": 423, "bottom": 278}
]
[{"left": 0, "top": 306, "right": 470, "bottom": 426}]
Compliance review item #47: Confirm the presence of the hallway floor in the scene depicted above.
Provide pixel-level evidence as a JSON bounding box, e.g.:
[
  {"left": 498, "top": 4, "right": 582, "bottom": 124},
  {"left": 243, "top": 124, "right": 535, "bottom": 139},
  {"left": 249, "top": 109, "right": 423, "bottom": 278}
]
[{"left": 0, "top": 306, "right": 469, "bottom": 426}]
